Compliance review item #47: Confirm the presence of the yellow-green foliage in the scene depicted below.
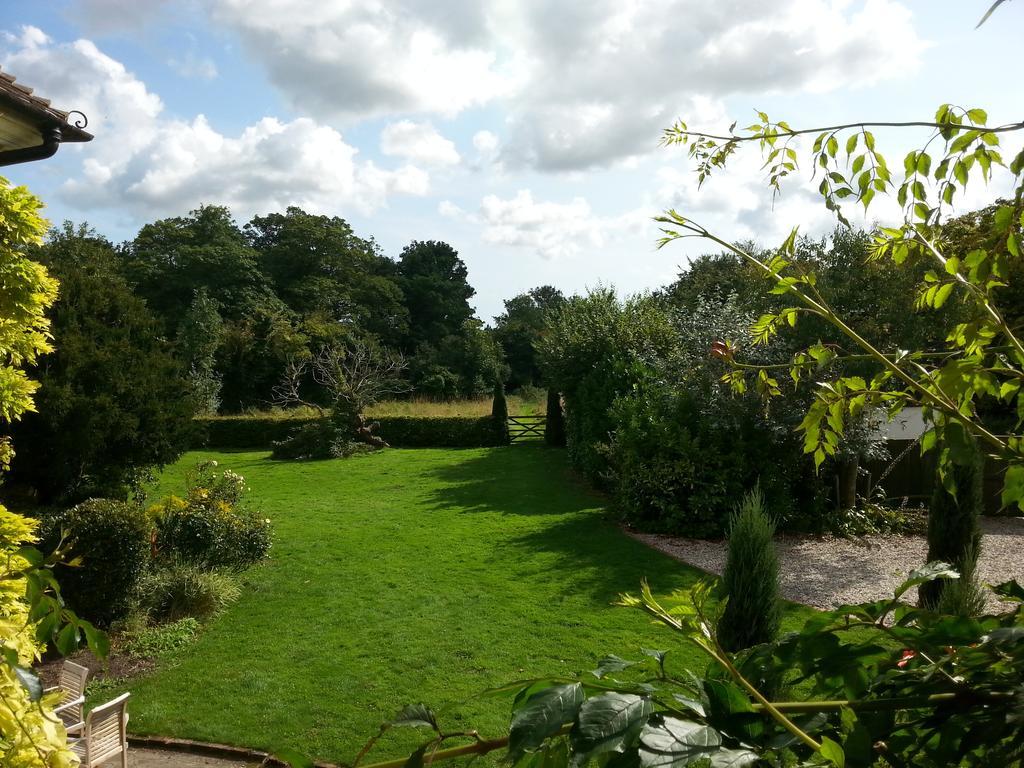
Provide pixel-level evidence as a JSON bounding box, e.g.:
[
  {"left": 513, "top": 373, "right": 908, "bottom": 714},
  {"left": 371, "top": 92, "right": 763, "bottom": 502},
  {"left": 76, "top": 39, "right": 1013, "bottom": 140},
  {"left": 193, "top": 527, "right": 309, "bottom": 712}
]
[{"left": 0, "top": 176, "right": 77, "bottom": 768}]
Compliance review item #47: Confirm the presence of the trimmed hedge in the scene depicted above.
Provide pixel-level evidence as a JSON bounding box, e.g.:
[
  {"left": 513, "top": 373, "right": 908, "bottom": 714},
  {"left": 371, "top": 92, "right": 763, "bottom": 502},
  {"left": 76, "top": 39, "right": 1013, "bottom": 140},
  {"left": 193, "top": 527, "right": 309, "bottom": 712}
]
[{"left": 195, "top": 414, "right": 509, "bottom": 450}]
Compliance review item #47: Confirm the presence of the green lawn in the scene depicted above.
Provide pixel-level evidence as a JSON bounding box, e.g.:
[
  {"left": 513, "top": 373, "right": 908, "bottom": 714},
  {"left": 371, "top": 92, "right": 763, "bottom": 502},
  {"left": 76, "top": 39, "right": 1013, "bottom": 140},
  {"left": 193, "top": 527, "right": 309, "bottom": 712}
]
[{"left": 125, "top": 447, "right": 805, "bottom": 763}]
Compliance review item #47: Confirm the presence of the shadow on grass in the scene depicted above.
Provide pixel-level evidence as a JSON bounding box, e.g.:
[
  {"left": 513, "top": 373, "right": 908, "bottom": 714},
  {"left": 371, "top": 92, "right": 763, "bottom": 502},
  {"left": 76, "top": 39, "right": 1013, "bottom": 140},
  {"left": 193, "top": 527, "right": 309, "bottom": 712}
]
[
  {"left": 423, "top": 446, "right": 701, "bottom": 601},
  {"left": 423, "top": 444, "right": 603, "bottom": 516}
]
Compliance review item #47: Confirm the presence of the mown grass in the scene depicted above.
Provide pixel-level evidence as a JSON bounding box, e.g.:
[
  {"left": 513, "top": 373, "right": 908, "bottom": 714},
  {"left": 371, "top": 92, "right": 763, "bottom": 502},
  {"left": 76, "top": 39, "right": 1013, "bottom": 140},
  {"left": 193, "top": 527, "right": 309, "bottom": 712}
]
[{"left": 120, "top": 447, "right": 812, "bottom": 764}]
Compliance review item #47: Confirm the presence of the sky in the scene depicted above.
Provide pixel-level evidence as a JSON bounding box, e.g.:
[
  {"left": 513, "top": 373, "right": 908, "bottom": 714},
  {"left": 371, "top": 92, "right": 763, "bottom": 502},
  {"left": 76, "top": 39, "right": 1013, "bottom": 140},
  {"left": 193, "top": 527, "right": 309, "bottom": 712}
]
[{"left": 1, "top": 0, "right": 1020, "bottom": 322}]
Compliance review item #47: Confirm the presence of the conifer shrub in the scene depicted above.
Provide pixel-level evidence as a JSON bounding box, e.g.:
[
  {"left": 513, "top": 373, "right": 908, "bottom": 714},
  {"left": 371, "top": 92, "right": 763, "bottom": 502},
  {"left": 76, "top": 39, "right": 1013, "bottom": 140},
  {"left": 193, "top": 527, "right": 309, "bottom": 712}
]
[
  {"left": 491, "top": 381, "right": 510, "bottom": 443},
  {"left": 544, "top": 389, "right": 566, "bottom": 446},
  {"left": 920, "top": 443, "right": 984, "bottom": 611},
  {"left": 716, "top": 486, "right": 781, "bottom": 652}
]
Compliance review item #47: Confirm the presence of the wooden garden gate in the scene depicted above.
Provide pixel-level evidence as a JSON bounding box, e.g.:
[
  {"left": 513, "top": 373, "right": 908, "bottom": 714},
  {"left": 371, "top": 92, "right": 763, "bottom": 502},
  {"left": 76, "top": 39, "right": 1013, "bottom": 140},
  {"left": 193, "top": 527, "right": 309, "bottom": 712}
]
[{"left": 507, "top": 415, "right": 546, "bottom": 443}]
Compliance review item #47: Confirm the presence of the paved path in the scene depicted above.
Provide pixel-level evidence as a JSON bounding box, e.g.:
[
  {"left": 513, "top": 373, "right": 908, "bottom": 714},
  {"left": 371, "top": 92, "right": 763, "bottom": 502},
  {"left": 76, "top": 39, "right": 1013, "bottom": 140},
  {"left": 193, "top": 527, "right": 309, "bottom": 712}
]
[{"left": 125, "top": 747, "right": 259, "bottom": 768}]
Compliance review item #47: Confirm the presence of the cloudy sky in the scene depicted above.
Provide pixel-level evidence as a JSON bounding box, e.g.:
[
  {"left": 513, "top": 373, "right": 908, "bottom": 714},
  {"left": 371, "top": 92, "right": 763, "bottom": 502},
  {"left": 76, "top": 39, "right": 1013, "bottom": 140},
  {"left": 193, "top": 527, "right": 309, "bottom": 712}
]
[{"left": 2, "top": 1, "right": 1020, "bottom": 321}]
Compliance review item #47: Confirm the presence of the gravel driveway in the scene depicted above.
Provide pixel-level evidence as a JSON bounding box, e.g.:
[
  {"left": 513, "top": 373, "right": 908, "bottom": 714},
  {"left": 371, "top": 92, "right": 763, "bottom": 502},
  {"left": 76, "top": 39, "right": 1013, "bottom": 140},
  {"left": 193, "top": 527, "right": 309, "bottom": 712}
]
[{"left": 629, "top": 517, "right": 1024, "bottom": 611}]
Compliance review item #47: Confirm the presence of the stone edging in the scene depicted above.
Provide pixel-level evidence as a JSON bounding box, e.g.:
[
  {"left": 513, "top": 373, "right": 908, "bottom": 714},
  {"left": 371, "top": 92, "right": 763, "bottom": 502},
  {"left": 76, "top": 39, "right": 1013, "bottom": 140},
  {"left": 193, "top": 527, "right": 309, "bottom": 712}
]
[{"left": 128, "top": 734, "right": 340, "bottom": 768}]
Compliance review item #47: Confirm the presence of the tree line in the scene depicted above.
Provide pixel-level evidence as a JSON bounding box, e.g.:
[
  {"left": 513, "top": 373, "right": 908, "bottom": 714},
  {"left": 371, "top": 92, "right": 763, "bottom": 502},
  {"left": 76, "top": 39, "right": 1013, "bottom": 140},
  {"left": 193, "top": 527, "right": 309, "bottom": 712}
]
[{"left": 10, "top": 204, "right": 564, "bottom": 502}]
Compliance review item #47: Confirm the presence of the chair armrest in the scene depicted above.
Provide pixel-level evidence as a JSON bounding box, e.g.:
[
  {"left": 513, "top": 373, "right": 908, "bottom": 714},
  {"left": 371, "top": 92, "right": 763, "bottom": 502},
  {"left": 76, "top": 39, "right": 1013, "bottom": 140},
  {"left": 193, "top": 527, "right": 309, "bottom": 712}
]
[
  {"left": 52, "top": 695, "right": 85, "bottom": 715},
  {"left": 43, "top": 686, "right": 60, "bottom": 694}
]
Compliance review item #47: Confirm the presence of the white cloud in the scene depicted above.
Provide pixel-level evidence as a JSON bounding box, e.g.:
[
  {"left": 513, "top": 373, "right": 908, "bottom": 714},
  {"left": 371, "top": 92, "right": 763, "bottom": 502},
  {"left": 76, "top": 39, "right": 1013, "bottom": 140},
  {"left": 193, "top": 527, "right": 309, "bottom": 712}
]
[
  {"left": 438, "top": 200, "right": 466, "bottom": 219},
  {"left": 472, "top": 130, "right": 499, "bottom": 155},
  {"left": 208, "top": 0, "right": 510, "bottom": 120},
  {"left": 0, "top": 28, "right": 428, "bottom": 220},
  {"left": 50, "top": 1, "right": 931, "bottom": 172},
  {"left": 186, "top": 0, "right": 926, "bottom": 171},
  {"left": 380, "top": 120, "right": 460, "bottom": 167},
  {"left": 477, "top": 189, "right": 647, "bottom": 260}
]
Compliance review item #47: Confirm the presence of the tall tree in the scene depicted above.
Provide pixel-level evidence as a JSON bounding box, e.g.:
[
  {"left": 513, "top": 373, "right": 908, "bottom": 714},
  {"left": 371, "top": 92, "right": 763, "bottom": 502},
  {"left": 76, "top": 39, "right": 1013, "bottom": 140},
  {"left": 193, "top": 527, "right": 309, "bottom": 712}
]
[
  {"left": 12, "top": 223, "right": 194, "bottom": 502},
  {"left": 493, "top": 285, "right": 565, "bottom": 389},
  {"left": 123, "top": 204, "right": 276, "bottom": 328},
  {"left": 396, "top": 240, "right": 476, "bottom": 351},
  {"left": 178, "top": 288, "right": 224, "bottom": 415},
  {"left": 245, "top": 207, "right": 408, "bottom": 345}
]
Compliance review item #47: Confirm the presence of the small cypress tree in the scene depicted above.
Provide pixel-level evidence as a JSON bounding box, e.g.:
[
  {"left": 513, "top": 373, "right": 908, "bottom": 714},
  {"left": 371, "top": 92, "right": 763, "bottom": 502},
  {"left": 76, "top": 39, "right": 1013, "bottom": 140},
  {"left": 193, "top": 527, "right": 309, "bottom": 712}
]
[
  {"left": 491, "top": 381, "right": 510, "bottom": 444},
  {"left": 717, "top": 486, "right": 781, "bottom": 652},
  {"left": 545, "top": 389, "right": 566, "bottom": 446},
  {"left": 919, "top": 443, "right": 984, "bottom": 611}
]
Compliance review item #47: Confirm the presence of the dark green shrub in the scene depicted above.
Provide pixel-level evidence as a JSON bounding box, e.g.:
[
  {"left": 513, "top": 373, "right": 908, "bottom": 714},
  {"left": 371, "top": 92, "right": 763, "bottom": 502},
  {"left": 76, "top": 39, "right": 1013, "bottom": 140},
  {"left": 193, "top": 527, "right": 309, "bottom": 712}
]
[
  {"left": 38, "top": 499, "right": 152, "bottom": 626},
  {"left": 717, "top": 487, "right": 781, "bottom": 652},
  {"left": 376, "top": 416, "right": 507, "bottom": 447},
  {"left": 271, "top": 418, "right": 343, "bottom": 459},
  {"left": 544, "top": 390, "right": 566, "bottom": 447},
  {"left": 194, "top": 414, "right": 320, "bottom": 449},
  {"left": 150, "top": 461, "right": 271, "bottom": 569},
  {"left": 607, "top": 379, "right": 820, "bottom": 537},
  {"left": 137, "top": 562, "right": 241, "bottom": 621},
  {"left": 920, "top": 441, "right": 984, "bottom": 610},
  {"left": 12, "top": 225, "right": 195, "bottom": 503}
]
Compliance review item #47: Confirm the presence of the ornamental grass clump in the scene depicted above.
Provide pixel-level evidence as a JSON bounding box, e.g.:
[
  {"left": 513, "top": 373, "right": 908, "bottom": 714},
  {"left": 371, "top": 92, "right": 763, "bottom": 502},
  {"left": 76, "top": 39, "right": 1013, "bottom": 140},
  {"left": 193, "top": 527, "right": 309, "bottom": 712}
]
[{"left": 716, "top": 486, "right": 781, "bottom": 652}]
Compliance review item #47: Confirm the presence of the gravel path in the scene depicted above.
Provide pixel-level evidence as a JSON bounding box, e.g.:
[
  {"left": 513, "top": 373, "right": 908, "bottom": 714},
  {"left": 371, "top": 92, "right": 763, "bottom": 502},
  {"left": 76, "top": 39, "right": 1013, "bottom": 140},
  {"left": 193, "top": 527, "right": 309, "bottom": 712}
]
[{"left": 629, "top": 517, "right": 1024, "bottom": 611}]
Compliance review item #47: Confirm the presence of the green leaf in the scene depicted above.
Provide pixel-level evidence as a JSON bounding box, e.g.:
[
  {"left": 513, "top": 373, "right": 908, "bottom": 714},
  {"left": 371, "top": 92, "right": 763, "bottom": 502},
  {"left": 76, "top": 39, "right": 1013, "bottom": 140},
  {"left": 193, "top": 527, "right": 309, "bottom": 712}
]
[
  {"left": 709, "top": 750, "right": 759, "bottom": 768},
  {"left": 510, "top": 683, "right": 585, "bottom": 758},
  {"left": 992, "top": 580, "right": 1024, "bottom": 603},
  {"left": 639, "top": 716, "right": 721, "bottom": 768},
  {"left": 894, "top": 562, "right": 959, "bottom": 600},
  {"left": 403, "top": 745, "right": 428, "bottom": 768},
  {"left": 966, "top": 108, "right": 988, "bottom": 125},
  {"left": 669, "top": 694, "right": 705, "bottom": 718},
  {"left": 55, "top": 622, "right": 80, "bottom": 657},
  {"left": 592, "top": 655, "right": 638, "bottom": 679},
  {"left": 391, "top": 704, "right": 440, "bottom": 731},
  {"left": 1002, "top": 465, "right": 1024, "bottom": 512},
  {"left": 819, "top": 736, "right": 845, "bottom": 768},
  {"left": 570, "top": 693, "right": 652, "bottom": 767},
  {"left": 13, "top": 665, "right": 43, "bottom": 702},
  {"left": 81, "top": 621, "right": 110, "bottom": 660},
  {"left": 933, "top": 282, "right": 954, "bottom": 308},
  {"left": 845, "top": 134, "right": 858, "bottom": 155},
  {"left": 916, "top": 152, "right": 932, "bottom": 176}
]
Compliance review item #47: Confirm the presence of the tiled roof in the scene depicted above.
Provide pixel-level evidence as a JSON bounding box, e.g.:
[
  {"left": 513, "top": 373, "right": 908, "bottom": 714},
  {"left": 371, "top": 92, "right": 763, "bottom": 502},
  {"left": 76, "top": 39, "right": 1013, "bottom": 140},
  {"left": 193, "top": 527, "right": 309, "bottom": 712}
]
[{"left": 0, "top": 67, "right": 93, "bottom": 143}]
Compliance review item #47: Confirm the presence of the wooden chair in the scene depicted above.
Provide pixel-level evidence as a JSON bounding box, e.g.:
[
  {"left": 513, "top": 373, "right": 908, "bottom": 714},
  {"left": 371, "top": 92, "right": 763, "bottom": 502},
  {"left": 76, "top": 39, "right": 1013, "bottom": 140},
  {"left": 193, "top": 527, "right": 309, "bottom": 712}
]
[
  {"left": 69, "top": 692, "right": 131, "bottom": 768},
  {"left": 45, "top": 660, "right": 90, "bottom": 734}
]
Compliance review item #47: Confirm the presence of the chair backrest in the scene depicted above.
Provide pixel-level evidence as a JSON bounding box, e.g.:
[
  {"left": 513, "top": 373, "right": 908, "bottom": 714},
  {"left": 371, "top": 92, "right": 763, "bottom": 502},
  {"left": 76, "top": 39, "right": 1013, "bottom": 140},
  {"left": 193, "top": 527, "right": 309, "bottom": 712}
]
[
  {"left": 82, "top": 692, "right": 130, "bottom": 766},
  {"left": 59, "top": 660, "right": 90, "bottom": 702}
]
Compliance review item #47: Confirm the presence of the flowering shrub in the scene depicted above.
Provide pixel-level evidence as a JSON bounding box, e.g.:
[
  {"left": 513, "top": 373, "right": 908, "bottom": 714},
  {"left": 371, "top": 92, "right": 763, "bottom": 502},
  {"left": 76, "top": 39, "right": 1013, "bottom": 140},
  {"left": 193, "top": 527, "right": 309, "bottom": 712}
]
[{"left": 150, "top": 460, "right": 271, "bottom": 570}]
